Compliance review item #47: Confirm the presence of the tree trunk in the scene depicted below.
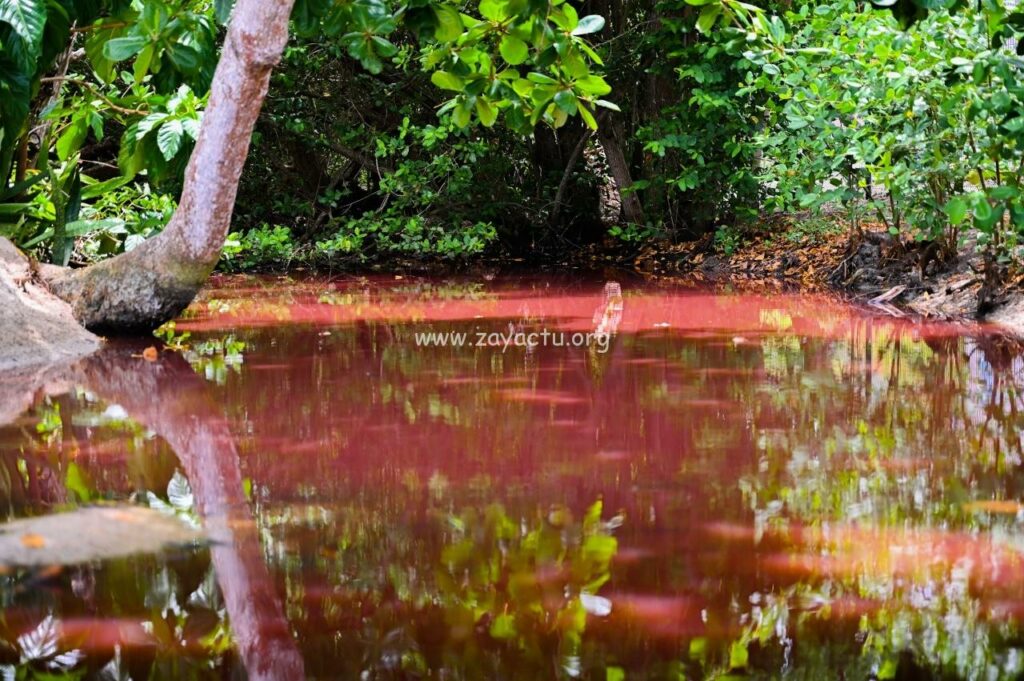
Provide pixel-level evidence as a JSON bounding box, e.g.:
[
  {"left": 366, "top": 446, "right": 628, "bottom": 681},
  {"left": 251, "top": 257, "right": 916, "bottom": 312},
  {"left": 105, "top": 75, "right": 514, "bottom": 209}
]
[
  {"left": 598, "top": 118, "right": 643, "bottom": 225},
  {"left": 42, "top": 0, "right": 296, "bottom": 332}
]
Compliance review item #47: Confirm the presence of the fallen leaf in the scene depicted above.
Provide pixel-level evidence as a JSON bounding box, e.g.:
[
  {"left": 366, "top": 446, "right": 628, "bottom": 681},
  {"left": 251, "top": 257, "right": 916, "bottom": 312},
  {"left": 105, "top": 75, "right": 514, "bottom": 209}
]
[
  {"left": 20, "top": 533, "right": 46, "bottom": 549},
  {"left": 963, "top": 500, "right": 1024, "bottom": 514}
]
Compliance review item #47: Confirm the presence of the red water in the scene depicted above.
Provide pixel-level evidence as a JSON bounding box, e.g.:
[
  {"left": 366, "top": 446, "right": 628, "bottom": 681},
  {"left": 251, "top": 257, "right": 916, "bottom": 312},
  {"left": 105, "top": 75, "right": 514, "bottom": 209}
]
[{"left": 2, "top": 275, "right": 1024, "bottom": 679}]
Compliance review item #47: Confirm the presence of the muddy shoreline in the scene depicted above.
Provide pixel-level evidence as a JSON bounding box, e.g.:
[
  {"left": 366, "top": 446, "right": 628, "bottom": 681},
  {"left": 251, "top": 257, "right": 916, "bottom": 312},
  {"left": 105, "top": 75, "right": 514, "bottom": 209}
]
[
  {"left": 611, "top": 224, "right": 1024, "bottom": 336},
  {"left": 286, "top": 225, "right": 1024, "bottom": 335}
]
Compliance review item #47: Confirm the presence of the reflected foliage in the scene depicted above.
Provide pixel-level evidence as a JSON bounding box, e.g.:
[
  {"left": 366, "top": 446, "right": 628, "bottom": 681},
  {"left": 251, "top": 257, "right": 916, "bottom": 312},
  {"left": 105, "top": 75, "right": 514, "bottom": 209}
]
[{"left": 6, "top": 279, "right": 1024, "bottom": 677}]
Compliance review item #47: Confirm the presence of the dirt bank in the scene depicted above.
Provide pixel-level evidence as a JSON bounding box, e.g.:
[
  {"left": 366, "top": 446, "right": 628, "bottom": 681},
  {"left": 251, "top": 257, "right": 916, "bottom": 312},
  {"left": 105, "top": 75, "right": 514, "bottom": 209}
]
[{"left": 624, "top": 217, "right": 1024, "bottom": 334}]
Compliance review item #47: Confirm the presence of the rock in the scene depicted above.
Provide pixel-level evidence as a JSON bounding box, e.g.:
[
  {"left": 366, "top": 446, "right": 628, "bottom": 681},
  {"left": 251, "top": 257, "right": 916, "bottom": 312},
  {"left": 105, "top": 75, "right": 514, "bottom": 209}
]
[
  {"left": 0, "top": 237, "right": 101, "bottom": 372},
  {"left": 0, "top": 505, "right": 204, "bottom": 567}
]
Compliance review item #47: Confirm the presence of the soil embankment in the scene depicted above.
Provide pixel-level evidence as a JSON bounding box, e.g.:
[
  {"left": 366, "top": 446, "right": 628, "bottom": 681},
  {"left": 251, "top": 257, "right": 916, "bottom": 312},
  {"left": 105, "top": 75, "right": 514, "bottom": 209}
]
[{"left": 625, "top": 221, "right": 1024, "bottom": 333}]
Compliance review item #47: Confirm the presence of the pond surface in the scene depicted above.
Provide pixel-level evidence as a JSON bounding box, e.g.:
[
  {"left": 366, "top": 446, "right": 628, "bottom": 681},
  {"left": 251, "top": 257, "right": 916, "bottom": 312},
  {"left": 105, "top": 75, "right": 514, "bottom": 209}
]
[{"left": 2, "top": 275, "right": 1024, "bottom": 679}]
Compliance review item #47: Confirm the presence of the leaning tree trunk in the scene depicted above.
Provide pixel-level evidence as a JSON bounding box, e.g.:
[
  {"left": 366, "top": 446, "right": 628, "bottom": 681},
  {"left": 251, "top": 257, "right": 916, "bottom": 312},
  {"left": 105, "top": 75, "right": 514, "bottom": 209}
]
[{"left": 42, "top": 0, "right": 296, "bottom": 332}]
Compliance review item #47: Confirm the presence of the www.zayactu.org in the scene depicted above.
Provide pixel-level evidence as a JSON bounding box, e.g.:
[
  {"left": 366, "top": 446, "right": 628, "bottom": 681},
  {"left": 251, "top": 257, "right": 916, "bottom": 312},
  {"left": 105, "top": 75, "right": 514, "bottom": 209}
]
[{"left": 414, "top": 329, "right": 611, "bottom": 354}]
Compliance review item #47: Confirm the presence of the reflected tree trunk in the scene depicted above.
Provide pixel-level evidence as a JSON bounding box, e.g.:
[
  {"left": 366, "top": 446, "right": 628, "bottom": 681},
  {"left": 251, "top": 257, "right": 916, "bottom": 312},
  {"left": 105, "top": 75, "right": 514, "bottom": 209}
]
[{"left": 68, "top": 347, "right": 305, "bottom": 681}]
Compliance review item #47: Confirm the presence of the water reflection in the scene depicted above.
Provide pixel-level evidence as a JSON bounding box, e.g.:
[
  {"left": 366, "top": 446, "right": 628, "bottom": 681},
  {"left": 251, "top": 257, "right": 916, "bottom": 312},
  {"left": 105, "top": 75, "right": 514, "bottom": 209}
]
[
  {"left": 2, "top": 276, "right": 1024, "bottom": 679},
  {"left": 0, "top": 346, "right": 302, "bottom": 679}
]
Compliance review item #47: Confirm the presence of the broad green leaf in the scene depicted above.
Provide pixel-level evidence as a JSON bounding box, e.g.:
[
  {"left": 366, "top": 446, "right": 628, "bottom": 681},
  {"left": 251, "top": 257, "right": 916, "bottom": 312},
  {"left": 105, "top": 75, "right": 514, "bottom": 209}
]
[
  {"left": 214, "top": 0, "right": 235, "bottom": 24},
  {"left": 476, "top": 98, "right": 497, "bottom": 126},
  {"left": 452, "top": 99, "right": 472, "bottom": 127},
  {"left": 729, "top": 641, "right": 749, "bottom": 669},
  {"left": 973, "top": 197, "right": 997, "bottom": 230},
  {"left": 944, "top": 197, "right": 968, "bottom": 225},
  {"left": 575, "top": 74, "right": 611, "bottom": 96},
  {"left": 499, "top": 35, "right": 528, "bottom": 64},
  {"left": 695, "top": 5, "right": 721, "bottom": 34},
  {"left": 433, "top": 4, "right": 462, "bottom": 41},
  {"left": 136, "top": 112, "right": 168, "bottom": 139},
  {"left": 431, "top": 70, "right": 464, "bottom": 91},
  {"left": 56, "top": 118, "right": 88, "bottom": 161},
  {"left": 168, "top": 44, "right": 200, "bottom": 72},
  {"left": 64, "top": 463, "right": 92, "bottom": 502},
  {"left": 182, "top": 117, "right": 202, "bottom": 140},
  {"left": 1004, "top": 116, "right": 1024, "bottom": 133},
  {"left": 479, "top": 0, "right": 505, "bottom": 21},
  {"left": 372, "top": 36, "right": 398, "bottom": 57},
  {"left": 157, "top": 119, "right": 184, "bottom": 160},
  {"left": 0, "top": 0, "right": 46, "bottom": 62},
  {"left": 103, "top": 35, "right": 147, "bottom": 61},
  {"left": 84, "top": 27, "right": 120, "bottom": 83},
  {"left": 554, "top": 89, "right": 578, "bottom": 114}
]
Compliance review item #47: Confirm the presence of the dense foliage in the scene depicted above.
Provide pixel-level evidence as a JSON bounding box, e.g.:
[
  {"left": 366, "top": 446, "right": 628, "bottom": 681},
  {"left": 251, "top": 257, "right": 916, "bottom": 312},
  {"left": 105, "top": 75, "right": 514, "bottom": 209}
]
[{"left": 2, "top": 0, "right": 1024, "bottom": 276}]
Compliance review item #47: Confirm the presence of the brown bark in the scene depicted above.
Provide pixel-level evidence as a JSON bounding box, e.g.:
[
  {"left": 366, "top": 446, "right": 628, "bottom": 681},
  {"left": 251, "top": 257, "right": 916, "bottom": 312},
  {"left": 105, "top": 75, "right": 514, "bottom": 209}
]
[
  {"left": 42, "top": 0, "right": 296, "bottom": 332},
  {"left": 598, "top": 118, "right": 643, "bottom": 225}
]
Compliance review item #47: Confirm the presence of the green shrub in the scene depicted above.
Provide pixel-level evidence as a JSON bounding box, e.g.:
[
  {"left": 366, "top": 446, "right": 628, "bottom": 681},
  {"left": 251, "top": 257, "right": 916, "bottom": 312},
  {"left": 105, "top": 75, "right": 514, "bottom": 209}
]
[{"left": 221, "top": 225, "right": 297, "bottom": 270}]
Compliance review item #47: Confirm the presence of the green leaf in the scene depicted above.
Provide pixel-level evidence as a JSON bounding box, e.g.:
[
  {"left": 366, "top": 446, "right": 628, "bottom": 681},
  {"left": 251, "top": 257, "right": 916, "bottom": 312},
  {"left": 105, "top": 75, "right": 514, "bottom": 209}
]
[
  {"left": 575, "top": 74, "right": 611, "bottom": 96},
  {"left": 103, "top": 36, "right": 147, "bottom": 61},
  {"left": 0, "top": 0, "right": 46, "bottom": 63},
  {"left": 182, "top": 117, "right": 201, "bottom": 140},
  {"left": 499, "top": 35, "right": 528, "bottom": 64},
  {"left": 594, "top": 99, "right": 620, "bottom": 111},
  {"left": 1004, "top": 116, "right": 1024, "bottom": 133},
  {"left": 452, "top": 99, "right": 472, "bottom": 127},
  {"left": 554, "top": 89, "right": 578, "bottom": 114},
  {"left": 0, "top": 171, "right": 43, "bottom": 201},
  {"left": 214, "top": 0, "right": 236, "bottom": 24},
  {"left": 571, "top": 14, "right": 604, "bottom": 35},
  {"left": 695, "top": 5, "right": 721, "bottom": 34},
  {"left": 157, "top": 119, "right": 184, "bottom": 161},
  {"left": 433, "top": 4, "right": 462, "bottom": 42},
  {"left": 476, "top": 98, "right": 497, "bottom": 126},
  {"left": 479, "top": 0, "right": 505, "bottom": 20},
  {"left": 578, "top": 103, "right": 597, "bottom": 129},
  {"left": 168, "top": 44, "right": 200, "bottom": 72},
  {"left": 729, "top": 641, "right": 749, "bottom": 669},
  {"left": 431, "top": 70, "right": 464, "bottom": 91},
  {"left": 489, "top": 613, "right": 515, "bottom": 639},
  {"left": 84, "top": 26, "right": 120, "bottom": 83},
  {"left": 945, "top": 197, "right": 968, "bottom": 225},
  {"left": 80, "top": 174, "right": 131, "bottom": 200},
  {"left": 372, "top": 36, "right": 398, "bottom": 57},
  {"left": 56, "top": 117, "right": 88, "bottom": 161},
  {"left": 527, "top": 72, "right": 558, "bottom": 85},
  {"left": 973, "top": 197, "right": 997, "bottom": 230}
]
